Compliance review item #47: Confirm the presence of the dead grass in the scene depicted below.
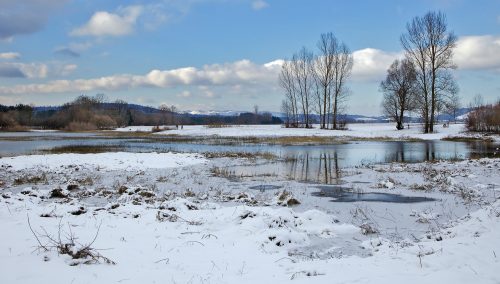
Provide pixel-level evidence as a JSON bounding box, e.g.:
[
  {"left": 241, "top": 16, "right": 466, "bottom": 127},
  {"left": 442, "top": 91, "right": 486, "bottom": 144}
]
[
  {"left": 203, "top": 151, "right": 277, "bottom": 160},
  {"left": 205, "top": 124, "right": 232, "bottom": 128},
  {"left": 42, "top": 145, "right": 125, "bottom": 154},
  {"left": 28, "top": 217, "right": 115, "bottom": 265},
  {"left": 14, "top": 173, "right": 47, "bottom": 185}
]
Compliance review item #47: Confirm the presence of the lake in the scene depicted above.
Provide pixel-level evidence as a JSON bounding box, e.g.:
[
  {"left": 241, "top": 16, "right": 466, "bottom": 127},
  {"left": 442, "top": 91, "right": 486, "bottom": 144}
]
[{"left": 0, "top": 131, "right": 497, "bottom": 184}]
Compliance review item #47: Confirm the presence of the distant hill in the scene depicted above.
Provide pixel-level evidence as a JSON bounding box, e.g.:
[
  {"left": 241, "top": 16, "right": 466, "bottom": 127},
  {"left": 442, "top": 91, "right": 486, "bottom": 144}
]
[
  {"left": 33, "top": 103, "right": 161, "bottom": 114},
  {"left": 32, "top": 104, "right": 472, "bottom": 123}
]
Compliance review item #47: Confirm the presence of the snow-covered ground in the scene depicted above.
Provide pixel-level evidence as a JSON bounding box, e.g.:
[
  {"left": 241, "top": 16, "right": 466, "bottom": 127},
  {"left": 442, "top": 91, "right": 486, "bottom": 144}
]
[
  {"left": 112, "top": 123, "right": 495, "bottom": 141},
  {"left": 1, "top": 151, "right": 499, "bottom": 283},
  {"left": 0, "top": 152, "right": 206, "bottom": 171},
  {"left": 113, "top": 125, "right": 172, "bottom": 132}
]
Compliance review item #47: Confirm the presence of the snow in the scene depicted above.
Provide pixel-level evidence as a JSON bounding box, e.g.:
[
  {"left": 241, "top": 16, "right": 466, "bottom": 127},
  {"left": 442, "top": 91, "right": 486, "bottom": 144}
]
[
  {"left": 1, "top": 150, "right": 499, "bottom": 283},
  {"left": 113, "top": 125, "right": 173, "bottom": 132},
  {"left": 113, "top": 125, "right": 156, "bottom": 132},
  {"left": 147, "top": 123, "right": 469, "bottom": 140},
  {"left": 0, "top": 152, "right": 206, "bottom": 171}
]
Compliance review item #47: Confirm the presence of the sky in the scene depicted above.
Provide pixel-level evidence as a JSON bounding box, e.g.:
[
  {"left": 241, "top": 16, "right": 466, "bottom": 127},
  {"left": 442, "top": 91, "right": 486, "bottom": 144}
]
[{"left": 0, "top": 0, "right": 499, "bottom": 115}]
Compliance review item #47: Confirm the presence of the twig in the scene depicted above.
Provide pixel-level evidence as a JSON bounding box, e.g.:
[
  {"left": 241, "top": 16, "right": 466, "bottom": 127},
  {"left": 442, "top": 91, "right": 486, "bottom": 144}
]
[
  {"left": 27, "top": 213, "right": 48, "bottom": 251},
  {"left": 184, "top": 241, "right": 205, "bottom": 247},
  {"left": 154, "top": 258, "right": 170, "bottom": 264}
]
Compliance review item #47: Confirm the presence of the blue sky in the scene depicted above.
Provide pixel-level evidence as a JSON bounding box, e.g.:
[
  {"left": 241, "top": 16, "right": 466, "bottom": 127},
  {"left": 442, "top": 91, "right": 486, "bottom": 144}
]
[{"left": 0, "top": 0, "right": 499, "bottom": 115}]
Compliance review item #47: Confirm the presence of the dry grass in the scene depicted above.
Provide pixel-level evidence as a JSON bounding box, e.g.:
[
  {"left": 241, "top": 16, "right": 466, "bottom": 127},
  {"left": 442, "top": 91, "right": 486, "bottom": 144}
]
[
  {"left": 205, "top": 123, "right": 232, "bottom": 128},
  {"left": 203, "top": 151, "right": 277, "bottom": 160},
  {"left": 28, "top": 217, "right": 115, "bottom": 265},
  {"left": 14, "top": 173, "right": 47, "bottom": 185},
  {"left": 42, "top": 145, "right": 125, "bottom": 154}
]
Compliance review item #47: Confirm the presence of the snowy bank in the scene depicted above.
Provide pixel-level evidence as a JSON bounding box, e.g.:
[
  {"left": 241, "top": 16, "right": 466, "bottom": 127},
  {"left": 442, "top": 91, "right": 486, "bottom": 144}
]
[
  {"left": 0, "top": 152, "right": 206, "bottom": 171},
  {"left": 148, "top": 123, "right": 471, "bottom": 140},
  {"left": 1, "top": 152, "right": 499, "bottom": 283}
]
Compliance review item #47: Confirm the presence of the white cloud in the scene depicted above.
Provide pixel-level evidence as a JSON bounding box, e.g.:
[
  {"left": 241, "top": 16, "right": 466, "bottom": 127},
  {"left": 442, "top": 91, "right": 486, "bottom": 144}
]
[
  {"left": 60, "top": 64, "right": 78, "bottom": 76},
  {"left": 252, "top": 0, "right": 269, "bottom": 10},
  {"left": 71, "top": 6, "right": 143, "bottom": 37},
  {"left": 454, "top": 35, "right": 500, "bottom": 71},
  {"left": 0, "top": 52, "right": 21, "bottom": 60},
  {"left": 0, "top": 61, "right": 79, "bottom": 79},
  {"left": 0, "top": 59, "right": 282, "bottom": 95},
  {"left": 352, "top": 48, "right": 401, "bottom": 81},
  {"left": 0, "top": 62, "right": 48, "bottom": 78}
]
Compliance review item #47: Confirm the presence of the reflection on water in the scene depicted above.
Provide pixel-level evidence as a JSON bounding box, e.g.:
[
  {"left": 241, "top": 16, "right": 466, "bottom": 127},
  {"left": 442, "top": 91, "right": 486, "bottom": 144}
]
[
  {"left": 0, "top": 132, "right": 497, "bottom": 185},
  {"left": 229, "top": 141, "right": 498, "bottom": 184},
  {"left": 285, "top": 152, "right": 342, "bottom": 184},
  {"left": 311, "top": 186, "right": 437, "bottom": 203}
]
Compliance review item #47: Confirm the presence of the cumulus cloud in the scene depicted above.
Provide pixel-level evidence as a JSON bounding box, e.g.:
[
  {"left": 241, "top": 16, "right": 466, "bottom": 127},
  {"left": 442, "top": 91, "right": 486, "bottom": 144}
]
[
  {"left": 352, "top": 48, "right": 401, "bottom": 81},
  {"left": 0, "top": 59, "right": 282, "bottom": 95},
  {"left": 71, "top": 6, "right": 143, "bottom": 37},
  {"left": 252, "top": 0, "right": 269, "bottom": 10},
  {"left": 0, "top": 0, "right": 67, "bottom": 39},
  {"left": 0, "top": 52, "right": 21, "bottom": 60},
  {"left": 454, "top": 35, "right": 500, "bottom": 71}
]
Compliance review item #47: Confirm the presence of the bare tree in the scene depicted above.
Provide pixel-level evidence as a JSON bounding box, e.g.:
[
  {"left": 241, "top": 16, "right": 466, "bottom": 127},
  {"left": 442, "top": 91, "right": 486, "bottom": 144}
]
[
  {"left": 291, "top": 47, "right": 314, "bottom": 128},
  {"left": 380, "top": 58, "right": 417, "bottom": 130},
  {"left": 279, "top": 60, "right": 299, "bottom": 127},
  {"left": 280, "top": 33, "right": 352, "bottom": 129},
  {"left": 330, "top": 42, "right": 353, "bottom": 129},
  {"left": 470, "top": 93, "right": 484, "bottom": 110},
  {"left": 314, "top": 33, "right": 337, "bottom": 129},
  {"left": 401, "top": 11, "right": 457, "bottom": 133},
  {"left": 280, "top": 100, "right": 291, "bottom": 127}
]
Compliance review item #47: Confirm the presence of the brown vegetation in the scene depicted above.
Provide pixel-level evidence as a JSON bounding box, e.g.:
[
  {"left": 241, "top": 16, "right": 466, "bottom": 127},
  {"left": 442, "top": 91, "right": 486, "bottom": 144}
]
[{"left": 466, "top": 102, "right": 500, "bottom": 133}]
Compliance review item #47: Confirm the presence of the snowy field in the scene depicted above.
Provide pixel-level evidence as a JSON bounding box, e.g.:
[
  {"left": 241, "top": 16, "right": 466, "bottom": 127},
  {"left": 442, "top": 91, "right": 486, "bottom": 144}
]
[
  {"left": 0, "top": 152, "right": 206, "bottom": 171},
  {"left": 1, "top": 151, "right": 499, "bottom": 283},
  {"left": 113, "top": 123, "right": 493, "bottom": 141}
]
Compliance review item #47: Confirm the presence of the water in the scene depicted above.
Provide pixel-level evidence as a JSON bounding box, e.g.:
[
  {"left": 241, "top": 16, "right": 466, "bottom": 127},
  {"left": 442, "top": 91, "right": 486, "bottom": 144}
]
[
  {"left": 311, "top": 186, "right": 437, "bottom": 203},
  {"left": 0, "top": 131, "right": 497, "bottom": 185}
]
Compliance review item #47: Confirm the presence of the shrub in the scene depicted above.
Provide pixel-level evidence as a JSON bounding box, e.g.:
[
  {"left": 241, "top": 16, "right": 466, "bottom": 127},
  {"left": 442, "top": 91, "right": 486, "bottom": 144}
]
[
  {"left": 92, "top": 114, "right": 117, "bottom": 129},
  {"left": 466, "top": 102, "right": 500, "bottom": 133},
  {"left": 64, "top": 121, "right": 97, "bottom": 131}
]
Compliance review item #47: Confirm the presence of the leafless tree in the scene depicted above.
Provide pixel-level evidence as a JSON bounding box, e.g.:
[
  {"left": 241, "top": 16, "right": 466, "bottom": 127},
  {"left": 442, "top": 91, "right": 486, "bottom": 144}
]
[
  {"left": 281, "top": 100, "right": 291, "bottom": 127},
  {"left": 401, "top": 11, "right": 457, "bottom": 133},
  {"left": 280, "top": 33, "right": 352, "bottom": 129},
  {"left": 291, "top": 47, "right": 314, "bottom": 128},
  {"left": 443, "top": 85, "right": 460, "bottom": 123},
  {"left": 314, "top": 32, "right": 337, "bottom": 129},
  {"left": 470, "top": 93, "right": 484, "bottom": 110},
  {"left": 279, "top": 60, "right": 299, "bottom": 127},
  {"left": 380, "top": 58, "right": 417, "bottom": 130},
  {"left": 330, "top": 41, "right": 353, "bottom": 129}
]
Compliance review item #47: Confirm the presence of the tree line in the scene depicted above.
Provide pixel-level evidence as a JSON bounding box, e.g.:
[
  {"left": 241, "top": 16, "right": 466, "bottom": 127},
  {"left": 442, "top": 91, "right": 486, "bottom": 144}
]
[
  {"left": 0, "top": 95, "right": 282, "bottom": 131},
  {"left": 280, "top": 32, "right": 353, "bottom": 130}
]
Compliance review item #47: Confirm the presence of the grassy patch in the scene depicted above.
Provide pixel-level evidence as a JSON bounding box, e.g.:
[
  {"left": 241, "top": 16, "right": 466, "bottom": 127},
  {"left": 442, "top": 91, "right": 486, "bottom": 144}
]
[
  {"left": 42, "top": 144, "right": 125, "bottom": 154},
  {"left": 13, "top": 173, "right": 47, "bottom": 185},
  {"left": 203, "top": 151, "right": 277, "bottom": 160},
  {"left": 441, "top": 136, "right": 491, "bottom": 142}
]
